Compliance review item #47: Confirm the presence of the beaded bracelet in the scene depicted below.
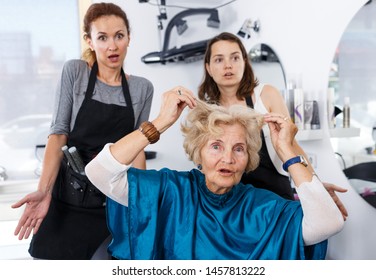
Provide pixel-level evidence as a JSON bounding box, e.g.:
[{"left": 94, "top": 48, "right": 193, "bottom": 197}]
[{"left": 139, "top": 121, "right": 160, "bottom": 144}]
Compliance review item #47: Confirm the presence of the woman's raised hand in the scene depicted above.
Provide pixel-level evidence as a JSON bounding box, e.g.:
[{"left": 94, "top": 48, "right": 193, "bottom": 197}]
[{"left": 154, "top": 86, "right": 197, "bottom": 134}]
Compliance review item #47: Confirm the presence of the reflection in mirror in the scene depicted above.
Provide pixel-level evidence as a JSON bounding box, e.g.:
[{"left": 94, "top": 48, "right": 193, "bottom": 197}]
[
  {"left": 329, "top": 0, "right": 376, "bottom": 208},
  {"left": 249, "top": 44, "right": 286, "bottom": 92}
]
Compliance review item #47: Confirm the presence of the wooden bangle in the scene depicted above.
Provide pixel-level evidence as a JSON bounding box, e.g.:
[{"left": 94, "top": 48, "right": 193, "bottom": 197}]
[{"left": 139, "top": 121, "right": 160, "bottom": 144}]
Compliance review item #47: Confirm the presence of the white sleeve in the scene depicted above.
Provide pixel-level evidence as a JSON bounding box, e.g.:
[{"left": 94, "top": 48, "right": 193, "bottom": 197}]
[
  {"left": 85, "top": 143, "right": 131, "bottom": 206},
  {"left": 296, "top": 175, "right": 345, "bottom": 246}
]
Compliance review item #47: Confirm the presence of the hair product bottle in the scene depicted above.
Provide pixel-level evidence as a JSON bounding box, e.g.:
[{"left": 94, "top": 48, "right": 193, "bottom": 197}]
[
  {"left": 311, "top": 100, "right": 321, "bottom": 130},
  {"left": 294, "top": 88, "right": 305, "bottom": 130},
  {"left": 286, "top": 80, "right": 296, "bottom": 122},
  {"left": 327, "top": 87, "right": 336, "bottom": 129},
  {"left": 343, "top": 96, "right": 350, "bottom": 128},
  {"left": 304, "top": 101, "right": 313, "bottom": 130}
]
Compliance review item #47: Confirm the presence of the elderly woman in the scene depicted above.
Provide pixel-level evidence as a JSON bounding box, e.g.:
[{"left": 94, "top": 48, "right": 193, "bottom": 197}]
[{"left": 85, "top": 87, "right": 344, "bottom": 260}]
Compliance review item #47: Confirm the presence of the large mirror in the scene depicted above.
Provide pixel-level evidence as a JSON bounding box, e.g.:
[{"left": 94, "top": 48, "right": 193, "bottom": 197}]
[
  {"left": 329, "top": 0, "right": 376, "bottom": 208},
  {"left": 249, "top": 43, "right": 286, "bottom": 92}
]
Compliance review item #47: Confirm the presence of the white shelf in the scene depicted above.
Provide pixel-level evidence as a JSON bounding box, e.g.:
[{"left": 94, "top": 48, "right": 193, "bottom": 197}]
[
  {"left": 296, "top": 127, "right": 360, "bottom": 141},
  {"left": 329, "top": 127, "right": 361, "bottom": 138},
  {"left": 296, "top": 129, "right": 324, "bottom": 141}
]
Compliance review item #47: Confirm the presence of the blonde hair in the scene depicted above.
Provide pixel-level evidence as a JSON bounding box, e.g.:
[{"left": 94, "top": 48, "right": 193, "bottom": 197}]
[{"left": 181, "top": 100, "right": 264, "bottom": 172}]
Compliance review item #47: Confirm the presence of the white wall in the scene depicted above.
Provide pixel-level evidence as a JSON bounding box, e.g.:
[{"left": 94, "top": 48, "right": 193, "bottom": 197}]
[{"left": 101, "top": 0, "right": 375, "bottom": 259}]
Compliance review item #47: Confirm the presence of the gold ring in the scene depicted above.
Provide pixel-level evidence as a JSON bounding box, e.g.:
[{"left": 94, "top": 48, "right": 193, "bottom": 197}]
[{"left": 177, "top": 89, "right": 182, "bottom": 95}]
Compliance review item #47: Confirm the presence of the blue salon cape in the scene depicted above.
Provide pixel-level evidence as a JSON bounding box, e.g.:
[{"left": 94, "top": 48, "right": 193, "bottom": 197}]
[{"left": 106, "top": 168, "right": 327, "bottom": 260}]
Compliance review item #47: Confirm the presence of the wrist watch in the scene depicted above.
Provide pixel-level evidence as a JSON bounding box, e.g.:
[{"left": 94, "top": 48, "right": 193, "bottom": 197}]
[{"left": 282, "top": 155, "right": 308, "bottom": 172}]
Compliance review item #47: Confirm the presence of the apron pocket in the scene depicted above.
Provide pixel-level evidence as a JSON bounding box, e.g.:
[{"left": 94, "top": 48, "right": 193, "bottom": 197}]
[{"left": 53, "top": 160, "right": 106, "bottom": 208}]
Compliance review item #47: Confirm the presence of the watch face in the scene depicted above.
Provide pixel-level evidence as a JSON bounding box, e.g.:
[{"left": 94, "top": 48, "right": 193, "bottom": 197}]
[{"left": 300, "top": 156, "right": 308, "bottom": 167}]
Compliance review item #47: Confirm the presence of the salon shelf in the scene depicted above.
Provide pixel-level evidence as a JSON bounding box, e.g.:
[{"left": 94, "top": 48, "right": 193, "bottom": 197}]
[
  {"left": 329, "top": 127, "right": 360, "bottom": 138},
  {"left": 296, "top": 127, "right": 360, "bottom": 141},
  {"left": 296, "top": 129, "right": 324, "bottom": 141}
]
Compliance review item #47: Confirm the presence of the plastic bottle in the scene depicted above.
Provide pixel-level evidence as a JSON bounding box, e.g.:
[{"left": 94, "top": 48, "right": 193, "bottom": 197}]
[
  {"left": 294, "top": 88, "right": 305, "bottom": 130},
  {"left": 286, "top": 80, "right": 296, "bottom": 122},
  {"left": 343, "top": 97, "right": 350, "bottom": 128},
  {"left": 327, "top": 87, "right": 336, "bottom": 129}
]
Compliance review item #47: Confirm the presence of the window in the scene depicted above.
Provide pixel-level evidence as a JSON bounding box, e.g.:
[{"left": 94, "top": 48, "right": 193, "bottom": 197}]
[
  {"left": 0, "top": 0, "right": 80, "bottom": 180},
  {"left": 0, "top": 0, "right": 81, "bottom": 260}
]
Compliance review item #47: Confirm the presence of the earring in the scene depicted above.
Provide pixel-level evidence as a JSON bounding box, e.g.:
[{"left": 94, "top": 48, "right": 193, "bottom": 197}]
[{"left": 197, "top": 164, "right": 202, "bottom": 170}]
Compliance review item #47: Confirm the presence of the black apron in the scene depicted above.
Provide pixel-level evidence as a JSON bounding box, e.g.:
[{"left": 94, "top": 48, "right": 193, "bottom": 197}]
[
  {"left": 29, "top": 62, "right": 135, "bottom": 259},
  {"left": 240, "top": 95, "right": 294, "bottom": 200}
]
